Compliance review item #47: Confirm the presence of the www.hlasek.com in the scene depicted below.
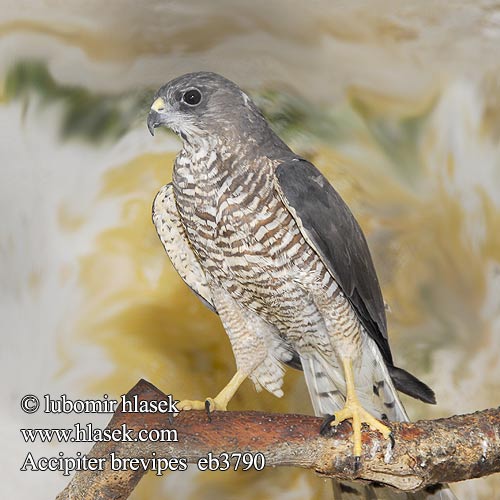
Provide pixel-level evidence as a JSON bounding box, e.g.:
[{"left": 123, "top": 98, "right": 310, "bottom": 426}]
[{"left": 19, "top": 393, "right": 266, "bottom": 476}]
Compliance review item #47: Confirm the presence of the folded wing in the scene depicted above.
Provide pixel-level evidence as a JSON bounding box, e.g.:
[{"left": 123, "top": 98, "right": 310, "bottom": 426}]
[{"left": 153, "top": 183, "right": 217, "bottom": 313}]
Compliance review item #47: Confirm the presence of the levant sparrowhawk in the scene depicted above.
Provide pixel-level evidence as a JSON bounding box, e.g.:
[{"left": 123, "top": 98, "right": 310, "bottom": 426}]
[{"left": 147, "top": 72, "right": 455, "bottom": 500}]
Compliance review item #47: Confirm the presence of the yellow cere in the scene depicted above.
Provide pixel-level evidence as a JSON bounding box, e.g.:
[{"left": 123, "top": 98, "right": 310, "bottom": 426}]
[{"left": 151, "top": 96, "right": 166, "bottom": 112}]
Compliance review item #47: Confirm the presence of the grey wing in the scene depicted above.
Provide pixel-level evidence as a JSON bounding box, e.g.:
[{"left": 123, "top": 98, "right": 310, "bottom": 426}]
[
  {"left": 274, "top": 158, "right": 436, "bottom": 404},
  {"left": 152, "top": 183, "right": 217, "bottom": 313},
  {"left": 274, "top": 158, "right": 392, "bottom": 363}
]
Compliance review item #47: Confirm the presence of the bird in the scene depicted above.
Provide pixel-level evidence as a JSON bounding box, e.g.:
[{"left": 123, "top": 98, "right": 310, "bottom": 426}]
[{"left": 147, "top": 72, "right": 456, "bottom": 499}]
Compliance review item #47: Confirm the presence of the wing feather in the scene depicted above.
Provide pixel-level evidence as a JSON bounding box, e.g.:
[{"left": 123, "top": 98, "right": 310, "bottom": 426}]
[
  {"left": 274, "top": 159, "right": 392, "bottom": 363},
  {"left": 274, "top": 158, "right": 436, "bottom": 404},
  {"left": 152, "top": 183, "right": 217, "bottom": 313}
]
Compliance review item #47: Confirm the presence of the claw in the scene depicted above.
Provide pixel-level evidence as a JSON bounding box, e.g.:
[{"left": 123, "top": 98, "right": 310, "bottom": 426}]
[
  {"left": 320, "top": 414, "right": 336, "bottom": 435},
  {"left": 205, "top": 399, "right": 212, "bottom": 422},
  {"left": 177, "top": 370, "right": 248, "bottom": 415},
  {"left": 328, "top": 402, "right": 391, "bottom": 457},
  {"left": 321, "top": 358, "right": 393, "bottom": 468},
  {"left": 178, "top": 397, "right": 222, "bottom": 412}
]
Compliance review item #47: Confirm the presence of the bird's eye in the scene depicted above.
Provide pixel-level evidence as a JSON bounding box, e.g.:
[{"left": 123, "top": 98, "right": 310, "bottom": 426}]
[{"left": 182, "top": 89, "right": 202, "bottom": 106}]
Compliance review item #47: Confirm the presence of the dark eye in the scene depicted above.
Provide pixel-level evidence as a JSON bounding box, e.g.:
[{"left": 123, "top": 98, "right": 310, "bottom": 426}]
[{"left": 182, "top": 89, "right": 202, "bottom": 106}]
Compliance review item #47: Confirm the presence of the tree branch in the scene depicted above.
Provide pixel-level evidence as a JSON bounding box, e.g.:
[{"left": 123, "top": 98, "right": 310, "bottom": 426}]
[{"left": 56, "top": 380, "right": 500, "bottom": 500}]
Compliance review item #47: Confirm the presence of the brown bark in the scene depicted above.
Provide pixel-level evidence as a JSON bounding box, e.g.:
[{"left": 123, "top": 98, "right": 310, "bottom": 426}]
[{"left": 56, "top": 379, "right": 500, "bottom": 500}]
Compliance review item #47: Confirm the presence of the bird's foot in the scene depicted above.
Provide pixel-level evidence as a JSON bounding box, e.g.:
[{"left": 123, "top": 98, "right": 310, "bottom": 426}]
[
  {"left": 322, "top": 399, "right": 391, "bottom": 464},
  {"left": 177, "top": 396, "right": 227, "bottom": 412},
  {"left": 176, "top": 370, "right": 248, "bottom": 415}
]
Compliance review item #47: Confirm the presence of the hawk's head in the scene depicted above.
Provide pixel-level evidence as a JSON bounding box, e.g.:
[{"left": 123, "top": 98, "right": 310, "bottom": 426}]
[{"left": 147, "top": 72, "right": 269, "bottom": 144}]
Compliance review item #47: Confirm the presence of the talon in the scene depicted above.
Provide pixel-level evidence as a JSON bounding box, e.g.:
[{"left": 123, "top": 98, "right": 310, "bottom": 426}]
[
  {"left": 320, "top": 414, "right": 336, "bottom": 435},
  {"left": 205, "top": 399, "right": 213, "bottom": 422},
  {"left": 321, "top": 359, "right": 393, "bottom": 460},
  {"left": 176, "top": 370, "right": 247, "bottom": 414},
  {"left": 177, "top": 396, "right": 226, "bottom": 412},
  {"left": 389, "top": 432, "right": 395, "bottom": 449}
]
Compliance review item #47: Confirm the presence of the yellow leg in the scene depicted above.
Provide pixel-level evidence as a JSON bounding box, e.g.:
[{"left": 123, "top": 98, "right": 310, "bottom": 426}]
[
  {"left": 178, "top": 369, "right": 248, "bottom": 412},
  {"left": 329, "top": 358, "right": 391, "bottom": 459}
]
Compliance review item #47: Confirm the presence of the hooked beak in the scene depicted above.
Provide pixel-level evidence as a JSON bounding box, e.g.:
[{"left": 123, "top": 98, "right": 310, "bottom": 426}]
[{"left": 147, "top": 96, "right": 167, "bottom": 136}]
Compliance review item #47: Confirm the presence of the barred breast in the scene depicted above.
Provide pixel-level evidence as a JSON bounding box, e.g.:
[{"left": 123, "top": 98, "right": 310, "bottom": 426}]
[{"left": 172, "top": 141, "right": 362, "bottom": 359}]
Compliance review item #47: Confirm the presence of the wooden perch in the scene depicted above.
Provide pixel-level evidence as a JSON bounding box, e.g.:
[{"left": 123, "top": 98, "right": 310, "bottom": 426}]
[{"left": 56, "top": 380, "right": 500, "bottom": 500}]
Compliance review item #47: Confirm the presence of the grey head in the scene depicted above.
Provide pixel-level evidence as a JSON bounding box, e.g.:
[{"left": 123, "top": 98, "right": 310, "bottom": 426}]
[{"left": 147, "top": 72, "right": 291, "bottom": 155}]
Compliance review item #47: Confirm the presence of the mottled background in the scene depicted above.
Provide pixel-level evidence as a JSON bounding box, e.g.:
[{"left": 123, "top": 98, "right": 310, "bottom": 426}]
[{"left": 2, "top": 1, "right": 500, "bottom": 499}]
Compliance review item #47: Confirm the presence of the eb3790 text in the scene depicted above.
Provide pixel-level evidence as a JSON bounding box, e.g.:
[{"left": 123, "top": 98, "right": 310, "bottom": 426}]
[{"left": 197, "top": 452, "right": 265, "bottom": 471}]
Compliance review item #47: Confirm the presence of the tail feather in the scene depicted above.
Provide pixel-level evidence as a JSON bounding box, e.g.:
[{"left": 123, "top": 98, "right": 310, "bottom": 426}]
[
  {"left": 301, "top": 353, "right": 345, "bottom": 417},
  {"left": 388, "top": 365, "right": 436, "bottom": 405},
  {"left": 358, "top": 337, "right": 409, "bottom": 423},
  {"left": 299, "top": 338, "right": 457, "bottom": 500}
]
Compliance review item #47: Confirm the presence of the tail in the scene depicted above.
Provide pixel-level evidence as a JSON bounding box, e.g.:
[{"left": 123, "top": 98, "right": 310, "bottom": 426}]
[{"left": 300, "top": 337, "right": 457, "bottom": 500}]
